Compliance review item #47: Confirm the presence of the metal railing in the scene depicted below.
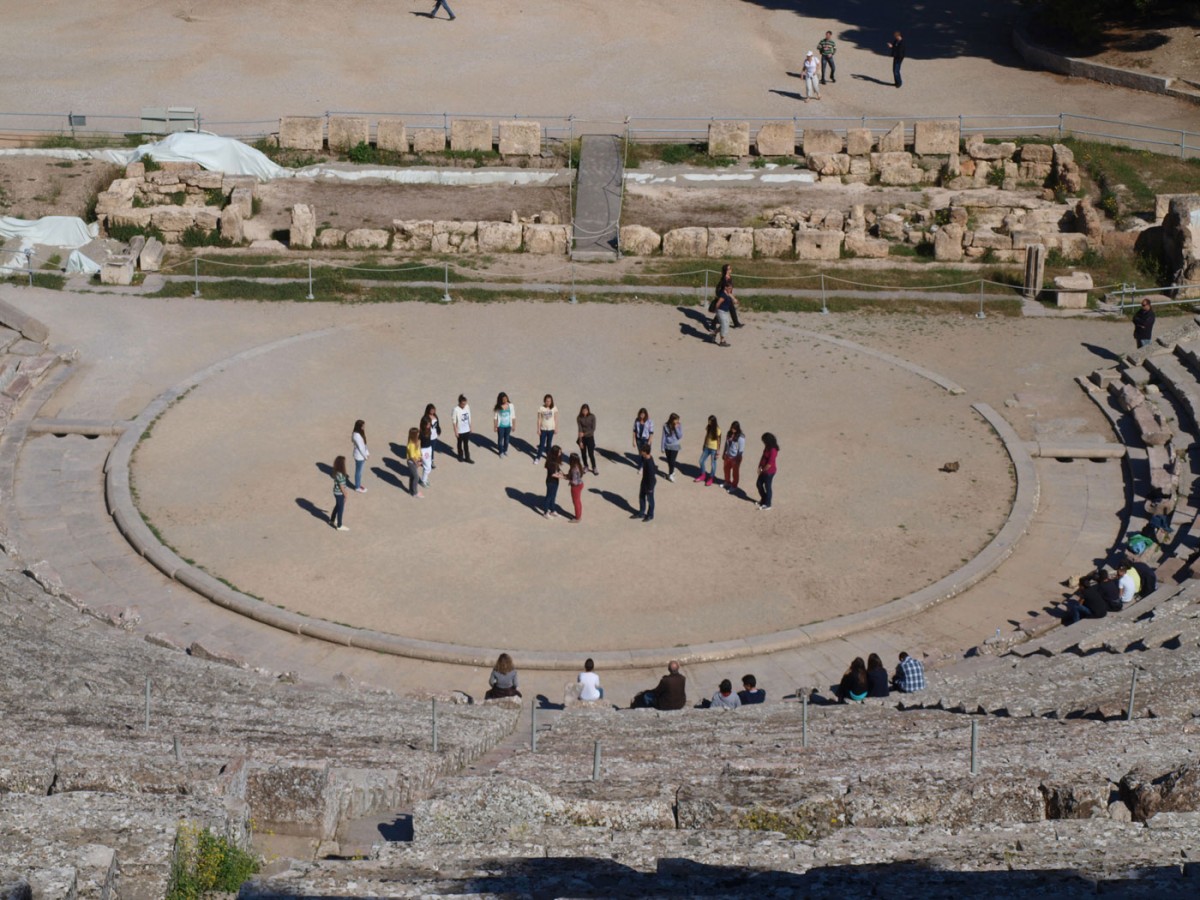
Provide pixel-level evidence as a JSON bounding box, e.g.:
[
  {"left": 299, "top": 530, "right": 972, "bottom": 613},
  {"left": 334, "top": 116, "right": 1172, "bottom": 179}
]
[{"left": 1108, "top": 284, "right": 1200, "bottom": 312}]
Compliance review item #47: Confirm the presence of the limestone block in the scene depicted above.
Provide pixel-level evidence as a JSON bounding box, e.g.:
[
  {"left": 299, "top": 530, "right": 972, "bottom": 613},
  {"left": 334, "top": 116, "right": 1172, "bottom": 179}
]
[
  {"left": 432, "top": 221, "right": 478, "bottom": 254},
  {"left": 150, "top": 207, "right": 195, "bottom": 232},
  {"left": 218, "top": 207, "right": 244, "bottom": 244},
  {"left": 327, "top": 116, "right": 368, "bottom": 153},
  {"left": 160, "top": 160, "right": 201, "bottom": 175},
  {"left": 1054, "top": 271, "right": 1093, "bottom": 291},
  {"left": 806, "top": 153, "right": 850, "bottom": 177},
  {"left": 802, "top": 128, "right": 842, "bottom": 155},
  {"left": 138, "top": 238, "right": 164, "bottom": 272},
  {"left": 475, "top": 221, "right": 521, "bottom": 252},
  {"left": 944, "top": 152, "right": 961, "bottom": 178},
  {"left": 706, "top": 227, "right": 754, "bottom": 259},
  {"left": 753, "top": 228, "right": 793, "bottom": 258},
  {"left": 1134, "top": 403, "right": 1172, "bottom": 446},
  {"left": 290, "top": 204, "right": 316, "bottom": 249},
  {"left": 848, "top": 157, "right": 871, "bottom": 176},
  {"left": 1020, "top": 144, "right": 1053, "bottom": 164},
  {"left": 184, "top": 171, "right": 223, "bottom": 190},
  {"left": 94, "top": 191, "right": 128, "bottom": 216},
  {"left": 878, "top": 214, "right": 906, "bottom": 240},
  {"left": 794, "top": 231, "right": 844, "bottom": 260},
  {"left": 822, "top": 210, "right": 845, "bottom": 232},
  {"left": 755, "top": 122, "right": 795, "bottom": 157},
  {"left": 972, "top": 229, "right": 1013, "bottom": 251},
  {"left": 106, "top": 209, "right": 152, "bottom": 230},
  {"left": 934, "top": 224, "right": 965, "bottom": 261},
  {"left": 1052, "top": 143, "right": 1075, "bottom": 166},
  {"left": 968, "top": 141, "right": 1017, "bottom": 161},
  {"left": 708, "top": 122, "right": 750, "bottom": 157},
  {"left": 280, "top": 116, "right": 324, "bottom": 152},
  {"left": 1018, "top": 161, "right": 1053, "bottom": 182},
  {"left": 316, "top": 228, "right": 346, "bottom": 248},
  {"left": 499, "top": 121, "right": 541, "bottom": 156},
  {"left": 392, "top": 220, "right": 434, "bottom": 252},
  {"left": 878, "top": 122, "right": 905, "bottom": 152},
  {"left": 450, "top": 119, "right": 492, "bottom": 153},
  {"left": 125, "top": 161, "right": 145, "bottom": 179},
  {"left": 100, "top": 258, "right": 134, "bottom": 286},
  {"left": 879, "top": 166, "right": 925, "bottom": 186},
  {"left": 1055, "top": 290, "right": 1088, "bottom": 309},
  {"left": 662, "top": 227, "right": 709, "bottom": 258},
  {"left": 193, "top": 209, "right": 220, "bottom": 232},
  {"left": 230, "top": 187, "right": 254, "bottom": 219},
  {"left": 846, "top": 128, "right": 873, "bottom": 157},
  {"left": 412, "top": 129, "right": 446, "bottom": 154},
  {"left": 246, "top": 763, "right": 336, "bottom": 839},
  {"left": 345, "top": 228, "right": 391, "bottom": 250},
  {"left": 870, "top": 151, "right": 913, "bottom": 169},
  {"left": 376, "top": 118, "right": 408, "bottom": 153},
  {"left": 619, "top": 225, "right": 661, "bottom": 256},
  {"left": 522, "top": 223, "right": 569, "bottom": 255},
  {"left": 1106, "top": 381, "right": 1141, "bottom": 414},
  {"left": 146, "top": 171, "right": 180, "bottom": 186},
  {"left": 843, "top": 233, "right": 889, "bottom": 258},
  {"left": 913, "top": 120, "right": 959, "bottom": 155},
  {"left": 1156, "top": 193, "right": 1187, "bottom": 223}
]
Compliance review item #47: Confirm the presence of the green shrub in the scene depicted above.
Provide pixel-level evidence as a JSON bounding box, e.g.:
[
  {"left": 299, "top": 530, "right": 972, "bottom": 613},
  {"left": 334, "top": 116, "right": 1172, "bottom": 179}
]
[
  {"left": 347, "top": 141, "right": 377, "bottom": 164},
  {"left": 180, "top": 225, "right": 232, "bottom": 248},
  {"left": 107, "top": 222, "right": 166, "bottom": 244},
  {"left": 141, "top": 154, "right": 162, "bottom": 173},
  {"left": 204, "top": 188, "right": 226, "bottom": 208},
  {"left": 166, "top": 824, "right": 259, "bottom": 900}
]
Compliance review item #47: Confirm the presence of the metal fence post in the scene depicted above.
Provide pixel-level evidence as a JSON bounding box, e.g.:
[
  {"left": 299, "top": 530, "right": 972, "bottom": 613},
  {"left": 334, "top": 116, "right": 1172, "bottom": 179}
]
[
  {"left": 431, "top": 698, "right": 439, "bottom": 752},
  {"left": 306, "top": 260, "right": 314, "bottom": 301},
  {"left": 193, "top": 258, "right": 200, "bottom": 298},
  {"left": 977, "top": 280, "right": 986, "bottom": 320},
  {"left": 570, "top": 264, "right": 577, "bottom": 304},
  {"left": 144, "top": 676, "right": 151, "bottom": 730},
  {"left": 801, "top": 690, "right": 809, "bottom": 748},
  {"left": 1126, "top": 668, "right": 1138, "bottom": 722},
  {"left": 592, "top": 740, "right": 601, "bottom": 781},
  {"left": 173, "top": 735, "right": 181, "bottom": 762},
  {"left": 969, "top": 720, "right": 980, "bottom": 775},
  {"left": 820, "top": 273, "right": 828, "bottom": 315},
  {"left": 1058, "top": 112, "right": 1064, "bottom": 140},
  {"left": 530, "top": 700, "right": 538, "bottom": 752}
]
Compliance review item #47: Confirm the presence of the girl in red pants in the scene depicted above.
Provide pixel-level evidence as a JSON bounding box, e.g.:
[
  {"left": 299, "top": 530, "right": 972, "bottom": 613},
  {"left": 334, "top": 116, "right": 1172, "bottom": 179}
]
[{"left": 567, "top": 452, "right": 586, "bottom": 523}]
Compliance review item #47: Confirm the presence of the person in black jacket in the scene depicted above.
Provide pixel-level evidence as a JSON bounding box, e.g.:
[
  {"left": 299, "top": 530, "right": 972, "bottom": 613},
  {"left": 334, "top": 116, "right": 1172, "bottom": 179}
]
[
  {"left": 1133, "top": 298, "right": 1155, "bottom": 348},
  {"left": 866, "top": 653, "right": 890, "bottom": 697},
  {"left": 888, "top": 31, "right": 905, "bottom": 88}
]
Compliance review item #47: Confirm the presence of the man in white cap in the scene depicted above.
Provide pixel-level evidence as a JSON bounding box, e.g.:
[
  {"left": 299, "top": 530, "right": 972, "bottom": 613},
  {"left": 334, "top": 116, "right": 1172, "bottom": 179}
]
[{"left": 802, "top": 51, "right": 820, "bottom": 100}]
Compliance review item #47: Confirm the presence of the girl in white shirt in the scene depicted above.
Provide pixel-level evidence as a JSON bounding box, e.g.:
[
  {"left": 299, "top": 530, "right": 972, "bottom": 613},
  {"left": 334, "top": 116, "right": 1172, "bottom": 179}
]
[
  {"left": 534, "top": 394, "right": 558, "bottom": 464},
  {"left": 351, "top": 419, "right": 369, "bottom": 492},
  {"left": 452, "top": 394, "right": 473, "bottom": 463},
  {"left": 578, "top": 658, "right": 603, "bottom": 701},
  {"left": 424, "top": 403, "right": 441, "bottom": 470}
]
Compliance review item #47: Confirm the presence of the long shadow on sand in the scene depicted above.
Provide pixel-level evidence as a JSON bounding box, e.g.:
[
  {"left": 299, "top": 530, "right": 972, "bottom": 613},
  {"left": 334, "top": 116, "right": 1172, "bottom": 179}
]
[
  {"left": 296, "top": 498, "right": 329, "bottom": 523},
  {"left": 589, "top": 487, "right": 636, "bottom": 514},
  {"left": 505, "top": 486, "right": 546, "bottom": 516}
]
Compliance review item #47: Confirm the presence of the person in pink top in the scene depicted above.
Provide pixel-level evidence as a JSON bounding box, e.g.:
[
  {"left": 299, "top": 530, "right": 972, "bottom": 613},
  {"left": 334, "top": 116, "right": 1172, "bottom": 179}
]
[{"left": 755, "top": 432, "right": 779, "bottom": 510}]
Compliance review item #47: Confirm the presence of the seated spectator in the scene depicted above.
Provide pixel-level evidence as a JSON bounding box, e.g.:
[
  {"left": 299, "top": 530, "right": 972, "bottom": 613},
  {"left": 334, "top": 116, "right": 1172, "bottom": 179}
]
[
  {"left": 891, "top": 651, "right": 926, "bottom": 693},
  {"left": 866, "top": 653, "right": 890, "bottom": 697},
  {"left": 1097, "top": 568, "right": 1122, "bottom": 612},
  {"left": 836, "top": 657, "right": 869, "bottom": 703},
  {"left": 737, "top": 674, "right": 765, "bottom": 705},
  {"left": 1132, "top": 559, "right": 1157, "bottom": 598},
  {"left": 484, "top": 652, "right": 521, "bottom": 700},
  {"left": 1125, "top": 559, "right": 1143, "bottom": 597},
  {"left": 578, "top": 657, "right": 603, "bottom": 701},
  {"left": 1117, "top": 564, "right": 1137, "bottom": 608},
  {"left": 633, "top": 660, "right": 687, "bottom": 710},
  {"left": 1063, "top": 573, "right": 1108, "bottom": 625},
  {"left": 709, "top": 678, "right": 741, "bottom": 709}
]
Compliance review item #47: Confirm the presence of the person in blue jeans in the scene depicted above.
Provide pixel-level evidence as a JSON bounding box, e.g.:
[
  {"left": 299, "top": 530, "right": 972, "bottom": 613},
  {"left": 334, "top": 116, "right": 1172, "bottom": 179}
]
[
  {"left": 635, "top": 442, "right": 657, "bottom": 522},
  {"left": 493, "top": 392, "right": 515, "bottom": 457},
  {"left": 430, "top": 0, "right": 455, "bottom": 20},
  {"left": 888, "top": 31, "right": 905, "bottom": 88},
  {"left": 534, "top": 394, "right": 558, "bottom": 463},
  {"left": 329, "top": 455, "right": 350, "bottom": 531},
  {"left": 542, "top": 445, "right": 564, "bottom": 518},
  {"left": 351, "top": 419, "right": 369, "bottom": 492}
]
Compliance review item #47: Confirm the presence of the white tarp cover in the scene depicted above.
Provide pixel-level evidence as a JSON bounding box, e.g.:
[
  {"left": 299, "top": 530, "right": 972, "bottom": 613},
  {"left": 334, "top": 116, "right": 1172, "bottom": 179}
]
[
  {"left": 65, "top": 249, "right": 101, "bottom": 275},
  {"left": 130, "top": 132, "right": 286, "bottom": 181},
  {"left": 0, "top": 216, "right": 99, "bottom": 249}
]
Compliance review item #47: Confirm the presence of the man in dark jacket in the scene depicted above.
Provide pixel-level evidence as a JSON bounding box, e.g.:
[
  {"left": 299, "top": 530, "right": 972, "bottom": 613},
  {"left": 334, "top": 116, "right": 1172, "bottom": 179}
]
[
  {"left": 1133, "top": 298, "right": 1155, "bottom": 348},
  {"left": 652, "top": 660, "right": 687, "bottom": 710},
  {"left": 888, "top": 31, "right": 905, "bottom": 88}
]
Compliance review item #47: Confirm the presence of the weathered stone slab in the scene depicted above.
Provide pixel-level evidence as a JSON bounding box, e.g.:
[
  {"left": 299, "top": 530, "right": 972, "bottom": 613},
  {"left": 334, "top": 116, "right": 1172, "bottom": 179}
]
[
  {"left": 1020, "top": 144, "right": 1054, "bottom": 164},
  {"left": 706, "top": 227, "right": 754, "bottom": 259},
  {"left": 755, "top": 122, "right": 795, "bottom": 157},
  {"left": 708, "top": 122, "right": 750, "bottom": 157},
  {"left": 328, "top": 116, "right": 369, "bottom": 152},
  {"left": 246, "top": 763, "right": 336, "bottom": 839},
  {"left": 878, "top": 122, "right": 905, "bottom": 152},
  {"left": 99, "top": 258, "right": 134, "bottom": 286},
  {"left": 315, "top": 228, "right": 345, "bottom": 248},
  {"left": 969, "top": 141, "right": 1017, "bottom": 161},
  {"left": 279, "top": 116, "right": 324, "bottom": 152},
  {"left": 431, "top": 221, "right": 478, "bottom": 254},
  {"left": 844, "top": 233, "right": 890, "bottom": 258},
  {"left": 498, "top": 121, "right": 541, "bottom": 156},
  {"left": 219, "top": 207, "right": 244, "bottom": 244},
  {"left": 879, "top": 166, "right": 925, "bottom": 186},
  {"left": 149, "top": 207, "right": 195, "bottom": 232},
  {"left": 662, "top": 227, "right": 708, "bottom": 258},
  {"left": 138, "top": 238, "right": 164, "bottom": 272},
  {"left": 802, "top": 128, "right": 842, "bottom": 155},
  {"left": 1053, "top": 271, "right": 1094, "bottom": 291},
  {"left": 229, "top": 187, "right": 254, "bottom": 219},
  {"left": 846, "top": 128, "right": 874, "bottom": 157},
  {"left": 619, "top": 225, "right": 661, "bottom": 256},
  {"left": 794, "top": 231, "right": 843, "bottom": 260},
  {"left": 412, "top": 129, "right": 446, "bottom": 154},
  {"left": 345, "top": 228, "right": 391, "bottom": 250},
  {"left": 806, "top": 153, "right": 850, "bottom": 176},
  {"left": 913, "top": 120, "right": 959, "bottom": 155},
  {"left": 522, "top": 224, "right": 569, "bottom": 255},
  {"left": 476, "top": 221, "right": 522, "bottom": 253},
  {"left": 1132, "top": 402, "right": 1171, "bottom": 445},
  {"left": 934, "top": 223, "right": 965, "bottom": 261},
  {"left": 376, "top": 118, "right": 408, "bottom": 153},
  {"left": 290, "top": 204, "right": 316, "bottom": 249},
  {"left": 450, "top": 120, "right": 492, "bottom": 153},
  {"left": 754, "top": 228, "right": 793, "bottom": 258},
  {"left": 392, "top": 220, "right": 434, "bottom": 252}
]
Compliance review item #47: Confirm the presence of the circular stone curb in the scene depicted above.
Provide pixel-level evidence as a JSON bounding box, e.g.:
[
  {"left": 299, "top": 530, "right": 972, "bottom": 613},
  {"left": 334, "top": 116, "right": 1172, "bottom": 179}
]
[{"left": 106, "top": 327, "right": 1037, "bottom": 671}]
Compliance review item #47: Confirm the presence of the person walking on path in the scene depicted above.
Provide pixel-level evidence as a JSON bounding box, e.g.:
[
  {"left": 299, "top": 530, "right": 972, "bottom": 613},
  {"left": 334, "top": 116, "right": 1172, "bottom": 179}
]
[
  {"left": 576, "top": 403, "right": 598, "bottom": 474},
  {"left": 632, "top": 408, "right": 654, "bottom": 459},
  {"left": 534, "top": 394, "right": 558, "bottom": 464},
  {"left": 1133, "top": 297, "right": 1155, "bottom": 348},
  {"left": 429, "top": 0, "right": 455, "bottom": 21},
  {"left": 695, "top": 415, "right": 722, "bottom": 486},
  {"left": 567, "top": 452, "right": 586, "bottom": 523},
  {"left": 755, "top": 432, "right": 779, "bottom": 510},
  {"left": 709, "top": 264, "right": 742, "bottom": 331},
  {"left": 452, "top": 394, "right": 473, "bottom": 464},
  {"left": 542, "top": 445, "right": 565, "bottom": 518},
  {"left": 722, "top": 420, "right": 746, "bottom": 494},
  {"left": 802, "top": 51, "right": 821, "bottom": 100},
  {"left": 888, "top": 31, "right": 905, "bottom": 88},
  {"left": 661, "top": 412, "right": 683, "bottom": 482},
  {"left": 405, "top": 427, "right": 424, "bottom": 498},
  {"left": 493, "top": 392, "right": 515, "bottom": 458},
  {"left": 418, "top": 413, "right": 434, "bottom": 487},
  {"left": 635, "top": 441, "right": 657, "bottom": 522},
  {"left": 818, "top": 31, "right": 837, "bottom": 84},
  {"left": 350, "top": 420, "right": 370, "bottom": 493},
  {"left": 329, "top": 455, "right": 351, "bottom": 531},
  {"left": 424, "top": 404, "right": 441, "bottom": 470}
]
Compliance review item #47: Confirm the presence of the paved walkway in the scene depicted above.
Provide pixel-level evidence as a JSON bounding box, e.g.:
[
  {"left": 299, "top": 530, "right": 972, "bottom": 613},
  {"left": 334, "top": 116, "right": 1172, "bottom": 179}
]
[{"left": 571, "top": 135, "right": 622, "bottom": 260}]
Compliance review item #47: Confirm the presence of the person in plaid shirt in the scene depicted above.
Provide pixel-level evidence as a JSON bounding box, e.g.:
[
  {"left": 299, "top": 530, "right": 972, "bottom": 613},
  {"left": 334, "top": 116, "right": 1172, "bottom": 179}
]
[
  {"left": 892, "top": 651, "right": 926, "bottom": 692},
  {"left": 817, "top": 31, "right": 837, "bottom": 84}
]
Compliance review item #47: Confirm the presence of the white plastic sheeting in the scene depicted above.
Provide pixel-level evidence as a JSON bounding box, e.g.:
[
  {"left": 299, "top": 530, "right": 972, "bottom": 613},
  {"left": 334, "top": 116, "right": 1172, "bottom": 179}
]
[
  {"left": 65, "top": 249, "right": 101, "bottom": 275},
  {"left": 129, "top": 132, "right": 286, "bottom": 181},
  {"left": 0, "top": 216, "right": 98, "bottom": 248},
  {"left": 289, "top": 165, "right": 559, "bottom": 185}
]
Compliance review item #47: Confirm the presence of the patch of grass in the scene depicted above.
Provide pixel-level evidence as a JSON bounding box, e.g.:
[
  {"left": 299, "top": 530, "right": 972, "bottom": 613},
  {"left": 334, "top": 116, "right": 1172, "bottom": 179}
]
[
  {"left": 43, "top": 253, "right": 62, "bottom": 270},
  {"left": 107, "top": 222, "right": 166, "bottom": 244},
  {"left": 250, "top": 137, "right": 323, "bottom": 169},
  {"left": 34, "top": 133, "right": 144, "bottom": 150},
  {"left": 180, "top": 225, "right": 232, "bottom": 248},
  {"left": 204, "top": 188, "right": 226, "bottom": 208},
  {"left": 251, "top": 197, "right": 262, "bottom": 216},
  {"left": 1062, "top": 137, "right": 1200, "bottom": 215},
  {"left": 443, "top": 147, "right": 502, "bottom": 167},
  {"left": 53, "top": 161, "right": 75, "bottom": 169},
  {"left": 5, "top": 272, "right": 66, "bottom": 290},
  {"left": 168, "top": 191, "right": 186, "bottom": 206},
  {"left": 166, "top": 823, "right": 259, "bottom": 900},
  {"left": 141, "top": 155, "right": 161, "bottom": 173}
]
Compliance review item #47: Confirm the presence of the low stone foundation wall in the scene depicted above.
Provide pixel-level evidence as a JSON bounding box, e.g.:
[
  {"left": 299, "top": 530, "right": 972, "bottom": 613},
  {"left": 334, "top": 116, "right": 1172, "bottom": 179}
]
[
  {"left": 279, "top": 115, "right": 544, "bottom": 157},
  {"left": 294, "top": 211, "right": 569, "bottom": 255}
]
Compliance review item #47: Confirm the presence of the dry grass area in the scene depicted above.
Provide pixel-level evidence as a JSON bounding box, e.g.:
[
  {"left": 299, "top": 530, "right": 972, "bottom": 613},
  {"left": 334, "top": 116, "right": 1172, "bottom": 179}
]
[{"left": 0, "top": 157, "right": 119, "bottom": 221}]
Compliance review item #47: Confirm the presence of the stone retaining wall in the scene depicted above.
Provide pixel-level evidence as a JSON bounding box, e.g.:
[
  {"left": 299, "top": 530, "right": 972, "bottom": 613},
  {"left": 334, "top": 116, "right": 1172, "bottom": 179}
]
[{"left": 279, "top": 116, "right": 544, "bottom": 156}]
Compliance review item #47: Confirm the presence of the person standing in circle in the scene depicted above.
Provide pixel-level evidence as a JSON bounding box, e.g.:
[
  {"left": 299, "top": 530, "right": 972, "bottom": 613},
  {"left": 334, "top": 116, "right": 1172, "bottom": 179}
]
[
  {"left": 722, "top": 420, "right": 746, "bottom": 494},
  {"left": 493, "top": 392, "right": 515, "bottom": 458},
  {"left": 636, "top": 441, "right": 657, "bottom": 522},
  {"left": 576, "top": 403, "right": 598, "bottom": 474},
  {"left": 756, "top": 432, "right": 780, "bottom": 510},
  {"left": 542, "top": 445, "right": 564, "bottom": 518},
  {"left": 351, "top": 420, "right": 369, "bottom": 492},
  {"left": 661, "top": 412, "right": 683, "bottom": 482},
  {"left": 418, "top": 412, "right": 434, "bottom": 487},
  {"left": 888, "top": 31, "right": 905, "bottom": 88},
  {"left": 405, "top": 427, "right": 424, "bottom": 499},
  {"left": 452, "top": 394, "right": 473, "bottom": 464},
  {"left": 695, "top": 416, "right": 722, "bottom": 485},
  {"left": 534, "top": 394, "right": 558, "bottom": 464},
  {"left": 632, "top": 408, "right": 654, "bottom": 461},
  {"left": 424, "top": 404, "right": 441, "bottom": 470},
  {"left": 1133, "top": 297, "right": 1155, "bottom": 349},
  {"left": 567, "top": 452, "right": 586, "bottom": 523},
  {"left": 818, "top": 30, "right": 837, "bottom": 84},
  {"left": 802, "top": 51, "right": 821, "bottom": 100},
  {"left": 709, "top": 264, "right": 742, "bottom": 331},
  {"left": 329, "top": 455, "right": 351, "bottom": 531}
]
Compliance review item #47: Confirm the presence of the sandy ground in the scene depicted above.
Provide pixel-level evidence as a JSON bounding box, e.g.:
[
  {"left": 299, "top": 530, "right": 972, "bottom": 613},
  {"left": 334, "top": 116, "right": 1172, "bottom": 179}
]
[
  {"left": 0, "top": 157, "right": 120, "bottom": 221},
  {"left": 2, "top": 1, "right": 1199, "bottom": 136}
]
